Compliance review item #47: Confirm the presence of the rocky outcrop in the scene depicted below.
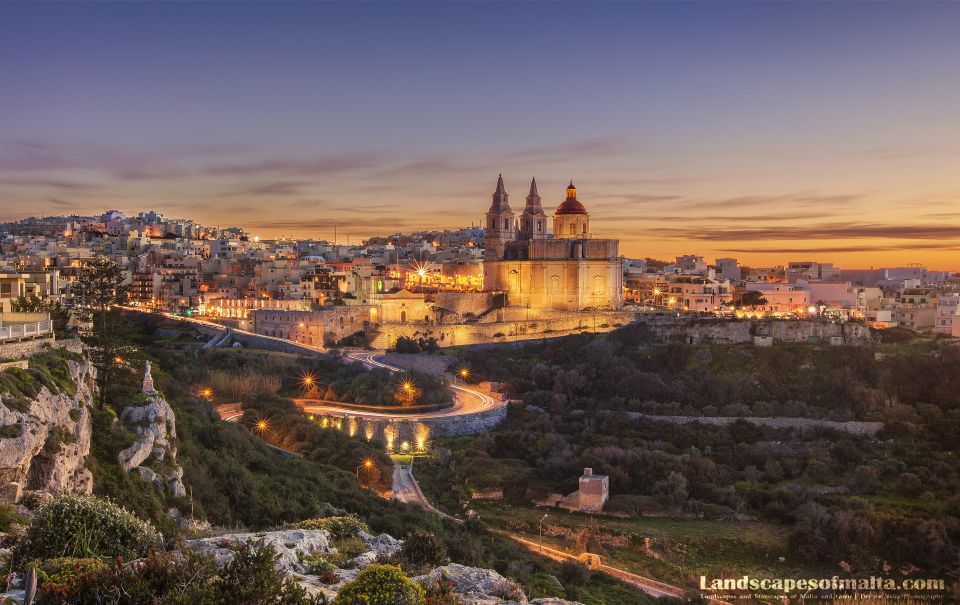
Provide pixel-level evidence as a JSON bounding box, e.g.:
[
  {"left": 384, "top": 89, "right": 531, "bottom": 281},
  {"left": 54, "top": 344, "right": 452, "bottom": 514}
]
[
  {"left": 0, "top": 355, "right": 94, "bottom": 503},
  {"left": 186, "top": 529, "right": 334, "bottom": 572},
  {"left": 117, "top": 362, "right": 186, "bottom": 498},
  {"left": 182, "top": 528, "right": 584, "bottom": 605},
  {"left": 415, "top": 564, "right": 528, "bottom": 604}
]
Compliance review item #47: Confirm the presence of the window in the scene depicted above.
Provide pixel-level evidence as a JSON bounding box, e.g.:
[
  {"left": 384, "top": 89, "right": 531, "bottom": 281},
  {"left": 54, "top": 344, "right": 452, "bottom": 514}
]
[{"left": 503, "top": 219, "right": 509, "bottom": 229}]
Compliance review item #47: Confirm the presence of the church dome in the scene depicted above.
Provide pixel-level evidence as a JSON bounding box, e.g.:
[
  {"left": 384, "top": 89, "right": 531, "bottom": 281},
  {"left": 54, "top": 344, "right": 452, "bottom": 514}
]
[{"left": 555, "top": 181, "right": 588, "bottom": 215}]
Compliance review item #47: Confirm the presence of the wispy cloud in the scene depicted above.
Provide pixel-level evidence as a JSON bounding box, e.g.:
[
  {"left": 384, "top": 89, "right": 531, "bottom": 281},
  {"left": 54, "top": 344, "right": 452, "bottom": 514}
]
[
  {"left": 719, "top": 242, "right": 960, "bottom": 254},
  {"left": 678, "top": 192, "right": 865, "bottom": 211},
  {"left": 223, "top": 181, "right": 314, "bottom": 196},
  {"left": 626, "top": 222, "right": 960, "bottom": 241}
]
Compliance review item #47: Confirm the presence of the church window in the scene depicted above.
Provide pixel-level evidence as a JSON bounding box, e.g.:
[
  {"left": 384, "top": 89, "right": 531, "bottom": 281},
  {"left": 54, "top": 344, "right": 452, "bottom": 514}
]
[
  {"left": 503, "top": 219, "right": 510, "bottom": 229},
  {"left": 537, "top": 221, "right": 542, "bottom": 232},
  {"left": 569, "top": 224, "right": 576, "bottom": 235}
]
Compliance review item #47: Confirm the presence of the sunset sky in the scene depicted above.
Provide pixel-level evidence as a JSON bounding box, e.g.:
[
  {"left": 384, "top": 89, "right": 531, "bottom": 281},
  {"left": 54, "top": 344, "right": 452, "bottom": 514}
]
[{"left": 1, "top": 2, "right": 958, "bottom": 269}]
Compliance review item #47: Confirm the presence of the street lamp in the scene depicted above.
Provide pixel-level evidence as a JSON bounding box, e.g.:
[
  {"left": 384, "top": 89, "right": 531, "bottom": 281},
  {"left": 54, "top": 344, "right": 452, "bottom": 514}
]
[
  {"left": 538, "top": 514, "right": 549, "bottom": 554},
  {"left": 458, "top": 367, "right": 469, "bottom": 382},
  {"left": 356, "top": 458, "right": 373, "bottom": 478}
]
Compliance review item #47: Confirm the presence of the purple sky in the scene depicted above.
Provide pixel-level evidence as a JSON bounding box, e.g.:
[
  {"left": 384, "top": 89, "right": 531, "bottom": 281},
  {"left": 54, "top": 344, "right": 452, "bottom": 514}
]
[{"left": 1, "top": 2, "right": 958, "bottom": 267}]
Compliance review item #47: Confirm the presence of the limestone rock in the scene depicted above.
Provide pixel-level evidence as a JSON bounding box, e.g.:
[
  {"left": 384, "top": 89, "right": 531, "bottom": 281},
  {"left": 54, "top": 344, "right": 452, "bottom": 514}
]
[
  {"left": 358, "top": 530, "right": 403, "bottom": 556},
  {"left": 186, "top": 529, "right": 333, "bottom": 573},
  {"left": 118, "top": 375, "right": 186, "bottom": 499},
  {"left": 416, "top": 564, "right": 527, "bottom": 604},
  {"left": 0, "top": 357, "right": 95, "bottom": 501}
]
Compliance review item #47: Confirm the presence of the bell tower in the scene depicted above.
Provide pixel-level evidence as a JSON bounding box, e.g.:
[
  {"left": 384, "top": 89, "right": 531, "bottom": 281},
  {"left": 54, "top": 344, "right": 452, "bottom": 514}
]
[
  {"left": 518, "top": 178, "right": 548, "bottom": 240},
  {"left": 483, "top": 174, "right": 515, "bottom": 261}
]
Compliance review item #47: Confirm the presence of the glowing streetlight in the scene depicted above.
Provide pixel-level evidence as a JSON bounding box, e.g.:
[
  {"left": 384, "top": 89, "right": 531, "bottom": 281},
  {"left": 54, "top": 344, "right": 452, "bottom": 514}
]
[
  {"left": 113, "top": 356, "right": 123, "bottom": 365},
  {"left": 301, "top": 373, "right": 316, "bottom": 391},
  {"left": 255, "top": 418, "right": 269, "bottom": 433},
  {"left": 401, "top": 381, "right": 414, "bottom": 393},
  {"left": 357, "top": 458, "right": 374, "bottom": 478},
  {"left": 539, "top": 514, "right": 549, "bottom": 554},
  {"left": 199, "top": 387, "right": 213, "bottom": 400},
  {"left": 458, "top": 367, "right": 470, "bottom": 380}
]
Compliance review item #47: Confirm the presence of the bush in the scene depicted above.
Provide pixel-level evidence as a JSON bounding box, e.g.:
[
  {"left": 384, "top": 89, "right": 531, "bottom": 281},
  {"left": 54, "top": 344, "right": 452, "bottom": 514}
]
[
  {"left": 401, "top": 530, "right": 448, "bottom": 567},
  {"left": 34, "top": 543, "right": 324, "bottom": 605},
  {"left": 29, "top": 557, "right": 109, "bottom": 598},
  {"left": 295, "top": 515, "right": 369, "bottom": 540},
  {"left": 13, "top": 495, "right": 163, "bottom": 567},
  {"left": 424, "top": 572, "right": 461, "bottom": 605},
  {"left": 334, "top": 564, "right": 425, "bottom": 605}
]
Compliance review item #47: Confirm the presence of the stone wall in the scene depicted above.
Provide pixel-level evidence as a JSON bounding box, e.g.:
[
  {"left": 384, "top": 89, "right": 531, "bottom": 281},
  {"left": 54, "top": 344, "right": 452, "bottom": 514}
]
[
  {"left": 623, "top": 412, "right": 883, "bottom": 436},
  {"left": 369, "top": 309, "right": 637, "bottom": 349},
  {"left": 382, "top": 353, "right": 455, "bottom": 376},
  {"left": 192, "top": 323, "right": 327, "bottom": 356},
  {"left": 634, "top": 316, "right": 873, "bottom": 345},
  {"left": 427, "top": 292, "right": 494, "bottom": 318},
  {"left": 308, "top": 401, "right": 507, "bottom": 451},
  {"left": 0, "top": 337, "right": 83, "bottom": 360}
]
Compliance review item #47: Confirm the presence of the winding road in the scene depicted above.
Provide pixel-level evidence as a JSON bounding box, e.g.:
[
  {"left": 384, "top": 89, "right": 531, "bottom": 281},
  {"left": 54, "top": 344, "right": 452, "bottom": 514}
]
[
  {"left": 294, "top": 350, "right": 504, "bottom": 422},
  {"left": 139, "top": 309, "right": 505, "bottom": 423}
]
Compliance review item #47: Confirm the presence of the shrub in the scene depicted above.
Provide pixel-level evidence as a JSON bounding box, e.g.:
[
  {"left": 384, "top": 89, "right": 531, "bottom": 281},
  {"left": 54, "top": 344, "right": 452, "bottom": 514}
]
[
  {"left": 296, "top": 515, "right": 368, "bottom": 540},
  {"left": 30, "top": 557, "right": 109, "bottom": 597},
  {"left": 424, "top": 572, "right": 461, "bottom": 605},
  {"left": 13, "top": 495, "right": 163, "bottom": 566},
  {"left": 34, "top": 543, "right": 324, "bottom": 605},
  {"left": 401, "top": 530, "right": 448, "bottom": 567},
  {"left": 0, "top": 504, "right": 26, "bottom": 533},
  {"left": 334, "top": 564, "right": 425, "bottom": 605}
]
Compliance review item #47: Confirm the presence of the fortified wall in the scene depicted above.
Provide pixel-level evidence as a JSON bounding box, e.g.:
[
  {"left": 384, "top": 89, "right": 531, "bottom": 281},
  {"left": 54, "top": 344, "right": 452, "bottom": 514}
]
[{"left": 368, "top": 309, "right": 637, "bottom": 349}]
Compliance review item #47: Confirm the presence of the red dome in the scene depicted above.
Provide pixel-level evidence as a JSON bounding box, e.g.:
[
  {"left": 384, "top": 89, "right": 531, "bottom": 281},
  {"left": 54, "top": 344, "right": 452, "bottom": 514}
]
[{"left": 555, "top": 198, "right": 588, "bottom": 215}]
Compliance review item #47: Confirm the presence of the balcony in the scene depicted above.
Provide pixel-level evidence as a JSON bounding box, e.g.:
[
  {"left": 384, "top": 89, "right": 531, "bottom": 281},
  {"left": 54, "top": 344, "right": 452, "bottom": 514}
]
[{"left": 0, "top": 314, "right": 54, "bottom": 342}]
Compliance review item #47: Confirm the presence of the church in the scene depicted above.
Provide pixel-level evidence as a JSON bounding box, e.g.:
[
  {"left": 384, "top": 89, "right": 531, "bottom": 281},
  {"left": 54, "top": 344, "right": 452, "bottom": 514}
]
[{"left": 482, "top": 176, "right": 623, "bottom": 311}]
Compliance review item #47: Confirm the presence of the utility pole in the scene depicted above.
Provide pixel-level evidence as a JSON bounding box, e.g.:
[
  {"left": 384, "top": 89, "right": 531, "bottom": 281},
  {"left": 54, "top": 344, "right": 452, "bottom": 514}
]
[{"left": 539, "top": 513, "right": 549, "bottom": 554}]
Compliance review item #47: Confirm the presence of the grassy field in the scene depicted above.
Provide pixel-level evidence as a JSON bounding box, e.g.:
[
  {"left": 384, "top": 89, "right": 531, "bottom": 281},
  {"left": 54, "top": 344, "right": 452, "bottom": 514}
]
[
  {"left": 413, "top": 455, "right": 834, "bottom": 593},
  {"left": 471, "top": 500, "right": 833, "bottom": 591}
]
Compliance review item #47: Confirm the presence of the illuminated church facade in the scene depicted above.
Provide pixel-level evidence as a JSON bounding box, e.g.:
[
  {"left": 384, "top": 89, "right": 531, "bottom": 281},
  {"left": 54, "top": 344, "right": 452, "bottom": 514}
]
[{"left": 482, "top": 176, "right": 623, "bottom": 311}]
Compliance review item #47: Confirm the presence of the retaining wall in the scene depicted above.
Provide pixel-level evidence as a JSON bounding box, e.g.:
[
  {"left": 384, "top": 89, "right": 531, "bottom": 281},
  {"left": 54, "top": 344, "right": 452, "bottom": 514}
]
[
  {"left": 369, "top": 310, "right": 636, "bottom": 349},
  {"left": 621, "top": 412, "right": 883, "bottom": 436},
  {"left": 0, "top": 337, "right": 83, "bottom": 360},
  {"left": 382, "top": 353, "right": 455, "bottom": 376},
  {"left": 308, "top": 401, "right": 507, "bottom": 451}
]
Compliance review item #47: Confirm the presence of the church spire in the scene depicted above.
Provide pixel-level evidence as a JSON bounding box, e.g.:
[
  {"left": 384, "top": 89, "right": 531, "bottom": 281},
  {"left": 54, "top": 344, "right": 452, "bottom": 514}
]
[
  {"left": 488, "top": 173, "right": 511, "bottom": 212},
  {"left": 519, "top": 177, "right": 547, "bottom": 240}
]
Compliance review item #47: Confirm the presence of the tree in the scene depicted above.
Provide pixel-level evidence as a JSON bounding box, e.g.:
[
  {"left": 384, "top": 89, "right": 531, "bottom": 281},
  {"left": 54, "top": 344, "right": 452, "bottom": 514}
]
[
  {"left": 733, "top": 290, "right": 767, "bottom": 309},
  {"left": 10, "top": 294, "right": 72, "bottom": 334},
  {"left": 76, "top": 256, "right": 127, "bottom": 408}
]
